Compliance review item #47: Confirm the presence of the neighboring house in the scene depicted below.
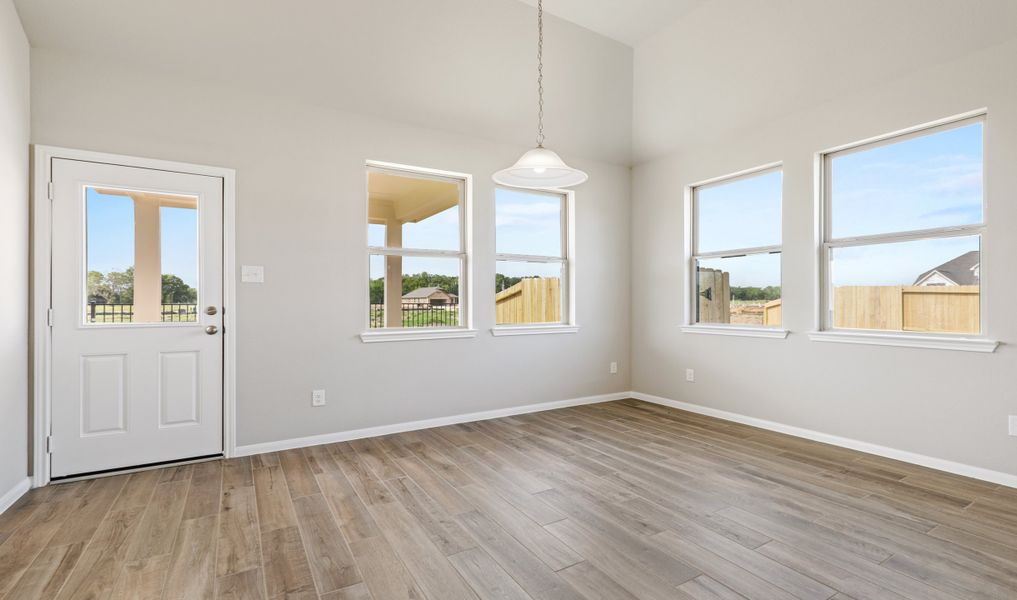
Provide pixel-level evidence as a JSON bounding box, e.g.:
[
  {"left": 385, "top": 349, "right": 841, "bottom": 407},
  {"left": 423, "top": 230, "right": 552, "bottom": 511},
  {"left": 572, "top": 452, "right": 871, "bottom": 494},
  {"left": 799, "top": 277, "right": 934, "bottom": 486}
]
[
  {"left": 402, "top": 287, "right": 457, "bottom": 306},
  {"left": 913, "top": 250, "right": 980, "bottom": 286}
]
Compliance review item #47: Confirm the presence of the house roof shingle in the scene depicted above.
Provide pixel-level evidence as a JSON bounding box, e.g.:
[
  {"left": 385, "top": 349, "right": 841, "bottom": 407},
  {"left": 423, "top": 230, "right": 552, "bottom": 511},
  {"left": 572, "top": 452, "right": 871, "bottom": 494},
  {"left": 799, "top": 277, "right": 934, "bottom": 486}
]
[
  {"left": 402, "top": 286, "right": 455, "bottom": 299},
  {"left": 913, "top": 250, "right": 980, "bottom": 286}
]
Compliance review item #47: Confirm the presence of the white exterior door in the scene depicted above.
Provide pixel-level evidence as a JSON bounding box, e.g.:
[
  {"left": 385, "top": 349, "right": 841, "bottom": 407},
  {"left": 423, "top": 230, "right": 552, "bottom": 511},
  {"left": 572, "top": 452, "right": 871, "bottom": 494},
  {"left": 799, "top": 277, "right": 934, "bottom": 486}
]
[{"left": 50, "top": 158, "right": 224, "bottom": 477}]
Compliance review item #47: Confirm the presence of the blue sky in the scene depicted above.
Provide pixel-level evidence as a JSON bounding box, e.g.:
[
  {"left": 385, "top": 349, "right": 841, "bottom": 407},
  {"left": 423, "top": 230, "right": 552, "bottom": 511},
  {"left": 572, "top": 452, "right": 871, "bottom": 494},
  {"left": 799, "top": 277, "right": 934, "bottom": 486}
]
[
  {"left": 699, "top": 122, "right": 982, "bottom": 288},
  {"left": 86, "top": 188, "right": 199, "bottom": 287}
]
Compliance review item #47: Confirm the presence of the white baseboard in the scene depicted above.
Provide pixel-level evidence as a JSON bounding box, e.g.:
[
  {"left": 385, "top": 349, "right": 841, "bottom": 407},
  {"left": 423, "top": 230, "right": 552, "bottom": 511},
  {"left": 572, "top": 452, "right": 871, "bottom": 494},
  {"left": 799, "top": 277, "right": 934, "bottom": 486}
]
[
  {"left": 631, "top": 391, "right": 1017, "bottom": 489},
  {"left": 0, "top": 477, "right": 31, "bottom": 516},
  {"left": 234, "top": 391, "right": 630, "bottom": 457}
]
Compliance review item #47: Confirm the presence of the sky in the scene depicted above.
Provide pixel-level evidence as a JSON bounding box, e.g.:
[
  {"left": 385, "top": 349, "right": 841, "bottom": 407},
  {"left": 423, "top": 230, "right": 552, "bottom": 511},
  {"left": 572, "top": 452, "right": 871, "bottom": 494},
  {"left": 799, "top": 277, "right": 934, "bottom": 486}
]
[
  {"left": 697, "top": 122, "right": 983, "bottom": 288},
  {"left": 369, "top": 187, "right": 564, "bottom": 282},
  {"left": 86, "top": 188, "right": 199, "bottom": 288}
]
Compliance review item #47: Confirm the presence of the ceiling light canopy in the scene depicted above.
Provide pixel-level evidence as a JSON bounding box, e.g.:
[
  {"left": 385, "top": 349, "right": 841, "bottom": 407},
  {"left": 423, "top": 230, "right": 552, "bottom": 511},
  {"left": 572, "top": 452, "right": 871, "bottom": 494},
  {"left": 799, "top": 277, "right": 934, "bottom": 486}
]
[{"left": 493, "top": 0, "right": 588, "bottom": 190}]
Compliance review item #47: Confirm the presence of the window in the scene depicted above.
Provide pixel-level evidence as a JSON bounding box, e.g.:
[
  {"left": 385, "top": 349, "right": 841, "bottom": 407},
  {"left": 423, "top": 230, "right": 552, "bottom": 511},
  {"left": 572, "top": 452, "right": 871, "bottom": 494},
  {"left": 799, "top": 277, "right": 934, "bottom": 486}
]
[
  {"left": 687, "top": 165, "right": 783, "bottom": 332},
  {"left": 364, "top": 163, "right": 471, "bottom": 340},
  {"left": 84, "top": 187, "right": 199, "bottom": 324},
  {"left": 494, "top": 187, "right": 573, "bottom": 330},
  {"left": 820, "top": 115, "right": 985, "bottom": 339}
]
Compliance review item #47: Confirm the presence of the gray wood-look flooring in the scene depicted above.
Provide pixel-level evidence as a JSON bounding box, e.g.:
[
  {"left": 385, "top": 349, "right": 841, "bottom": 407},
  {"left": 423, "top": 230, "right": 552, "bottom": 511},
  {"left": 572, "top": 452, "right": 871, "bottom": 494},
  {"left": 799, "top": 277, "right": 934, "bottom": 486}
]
[{"left": 1, "top": 399, "right": 1016, "bottom": 599}]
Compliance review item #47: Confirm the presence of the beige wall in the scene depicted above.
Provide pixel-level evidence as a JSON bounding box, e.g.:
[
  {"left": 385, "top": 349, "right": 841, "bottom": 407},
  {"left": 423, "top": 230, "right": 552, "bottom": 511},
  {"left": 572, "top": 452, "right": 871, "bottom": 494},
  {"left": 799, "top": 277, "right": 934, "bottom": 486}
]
[
  {"left": 631, "top": 37, "right": 1017, "bottom": 477},
  {"left": 30, "top": 49, "right": 632, "bottom": 447},
  {"left": 0, "top": 0, "right": 29, "bottom": 496}
]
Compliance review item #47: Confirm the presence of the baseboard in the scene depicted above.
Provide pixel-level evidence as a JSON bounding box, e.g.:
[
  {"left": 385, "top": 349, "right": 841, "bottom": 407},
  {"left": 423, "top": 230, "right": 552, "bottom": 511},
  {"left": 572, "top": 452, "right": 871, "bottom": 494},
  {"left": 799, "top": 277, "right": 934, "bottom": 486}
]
[
  {"left": 631, "top": 391, "right": 1017, "bottom": 489},
  {"left": 234, "top": 391, "right": 630, "bottom": 457},
  {"left": 0, "top": 477, "right": 31, "bottom": 516}
]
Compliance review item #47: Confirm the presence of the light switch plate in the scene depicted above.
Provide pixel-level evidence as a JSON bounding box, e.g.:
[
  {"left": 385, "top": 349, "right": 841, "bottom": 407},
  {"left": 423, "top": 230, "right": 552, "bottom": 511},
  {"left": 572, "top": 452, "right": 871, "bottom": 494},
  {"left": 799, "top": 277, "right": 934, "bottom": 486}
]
[{"left": 241, "top": 265, "right": 264, "bottom": 283}]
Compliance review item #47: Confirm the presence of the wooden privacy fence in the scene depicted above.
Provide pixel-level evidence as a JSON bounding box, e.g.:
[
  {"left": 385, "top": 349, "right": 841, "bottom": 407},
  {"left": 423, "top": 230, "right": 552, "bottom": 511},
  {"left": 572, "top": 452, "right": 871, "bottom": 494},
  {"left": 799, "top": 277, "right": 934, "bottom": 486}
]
[
  {"left": 697, "top": 268, "right": 730, "bottom": 323},
  {"left": 763, "top": 299, "right": 782, "bottom": 326},
  {"left": 495, "top": 278, "right": 561, "bottom": 324},
  {"left": 833, "top": 285, "right": 979, "bottom": 333}
]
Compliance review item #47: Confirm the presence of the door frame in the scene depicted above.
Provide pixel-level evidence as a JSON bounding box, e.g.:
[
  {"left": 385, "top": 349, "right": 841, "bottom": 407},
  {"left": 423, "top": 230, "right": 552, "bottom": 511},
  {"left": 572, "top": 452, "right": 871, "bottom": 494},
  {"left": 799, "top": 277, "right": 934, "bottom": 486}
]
[{"left": 31, "top": 145, "right": 238, "bottom": 487}]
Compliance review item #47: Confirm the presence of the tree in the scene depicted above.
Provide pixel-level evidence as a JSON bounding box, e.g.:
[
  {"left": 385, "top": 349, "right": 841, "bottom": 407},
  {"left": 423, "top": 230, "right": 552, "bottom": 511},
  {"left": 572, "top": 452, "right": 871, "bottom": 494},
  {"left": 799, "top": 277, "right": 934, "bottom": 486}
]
[
  {"left": 369, "top": 278, "right": 384, "bottom": 304},
  {"left": 495, "top": 273, "right": 523, "bottom": 292},
  {"left": 162, "top": 274, "right": 197, "bottom": 303},
  {"left": 105, "top": 267, "right": 134, "bottom": 304},
  {"left": 730, "top": 286, "right": 781, "bottom": 302},
  {"left": 86, "top": 270, "right": 109, "bottom": 303}
]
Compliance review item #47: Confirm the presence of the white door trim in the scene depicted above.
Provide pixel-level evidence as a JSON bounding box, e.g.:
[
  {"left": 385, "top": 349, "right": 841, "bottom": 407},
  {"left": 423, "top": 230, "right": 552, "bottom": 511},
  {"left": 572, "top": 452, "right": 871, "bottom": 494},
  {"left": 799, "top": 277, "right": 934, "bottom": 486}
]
[{"left": 31, "top": 145, "right": 237, "bottom": 488}]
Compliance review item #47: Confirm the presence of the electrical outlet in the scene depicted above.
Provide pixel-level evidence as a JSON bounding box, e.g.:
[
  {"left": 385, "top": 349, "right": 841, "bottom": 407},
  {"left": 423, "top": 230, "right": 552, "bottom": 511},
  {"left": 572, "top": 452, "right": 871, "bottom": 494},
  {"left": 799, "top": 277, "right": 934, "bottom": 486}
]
[
  {"left": 685, "top": 368, "right": 695, "bottom": 382},
  {"left": 1009, "top": 415, "right": 1017, "bottom": 436},
  {"left": 312, "top": 389, "right": 326, "bottom": 407},
  {"left": 610, "top": 362, "right": 618, "bottom": 374}
]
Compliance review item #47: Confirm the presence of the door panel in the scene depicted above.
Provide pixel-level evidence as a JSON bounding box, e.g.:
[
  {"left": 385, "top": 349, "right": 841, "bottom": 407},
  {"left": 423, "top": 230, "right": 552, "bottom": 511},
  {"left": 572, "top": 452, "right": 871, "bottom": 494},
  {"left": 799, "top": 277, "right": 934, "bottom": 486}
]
[{"left": 50, "top": 158, "right": 224, "bottom": 477}]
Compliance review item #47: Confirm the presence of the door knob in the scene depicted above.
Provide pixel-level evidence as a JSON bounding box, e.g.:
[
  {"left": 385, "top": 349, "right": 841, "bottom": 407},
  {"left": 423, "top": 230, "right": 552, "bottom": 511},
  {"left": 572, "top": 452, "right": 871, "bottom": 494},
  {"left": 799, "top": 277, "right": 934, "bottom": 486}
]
[
  {"left": 205, "top": 325, "right": 219, "bottom": 335},
  {"left": 205, "top": 306, "right": 218, "bottom": 316}
]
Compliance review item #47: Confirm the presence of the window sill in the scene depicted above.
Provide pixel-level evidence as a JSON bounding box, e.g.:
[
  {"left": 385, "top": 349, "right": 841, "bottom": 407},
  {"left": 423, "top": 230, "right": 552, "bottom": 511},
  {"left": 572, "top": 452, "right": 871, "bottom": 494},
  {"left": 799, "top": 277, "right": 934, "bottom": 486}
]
[
  {"left": 360, "top": 328, "right": 478, "bottom": 343},
  {"left": 490, "top": 325, "right": 579, "bottom": 337},
  {"left": 680, "top": 325, "right": 789, "bottom": 339},
  {"left": 808, "top": 330, "right": 998, "bottom": 353}
]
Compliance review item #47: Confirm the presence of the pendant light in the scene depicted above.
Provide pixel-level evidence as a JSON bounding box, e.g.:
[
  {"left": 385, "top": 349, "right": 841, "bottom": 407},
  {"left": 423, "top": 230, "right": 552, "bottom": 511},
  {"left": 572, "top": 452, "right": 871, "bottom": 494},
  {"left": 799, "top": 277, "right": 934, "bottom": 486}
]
[{"left": 493, "top": 0, "right": 588, "bottom": 189}]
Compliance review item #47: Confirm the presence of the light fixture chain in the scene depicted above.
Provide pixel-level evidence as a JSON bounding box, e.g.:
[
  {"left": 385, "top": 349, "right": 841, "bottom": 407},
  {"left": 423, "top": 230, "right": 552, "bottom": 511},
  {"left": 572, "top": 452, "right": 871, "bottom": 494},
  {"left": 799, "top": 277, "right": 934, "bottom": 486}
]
[{"left": 536, "top": 0, "right": 544, "bottom": 148}]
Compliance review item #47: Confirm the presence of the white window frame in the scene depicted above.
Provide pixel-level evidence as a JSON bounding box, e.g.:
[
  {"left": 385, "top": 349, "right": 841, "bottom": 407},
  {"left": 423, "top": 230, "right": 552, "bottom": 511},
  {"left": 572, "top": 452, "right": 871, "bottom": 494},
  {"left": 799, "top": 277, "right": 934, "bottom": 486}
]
[
  {"left": 360, "top": 160, "right": 476, "bottom": 343},
  {"left": 682, "top": 163, "right": 788, "bottom": 339},
  {"left": 810, "top": 110, "right": 998, "bottom": 353},
  {"left": 491, "top": 187, "right": 577, "bottom": 336}
]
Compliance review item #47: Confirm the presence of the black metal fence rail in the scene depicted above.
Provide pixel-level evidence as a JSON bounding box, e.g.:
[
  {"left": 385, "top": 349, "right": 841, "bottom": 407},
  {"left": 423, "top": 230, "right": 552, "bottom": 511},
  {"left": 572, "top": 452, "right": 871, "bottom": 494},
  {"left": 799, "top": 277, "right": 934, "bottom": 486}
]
[
  {"left": 87, "top": 302, "right": 198, "bottom": 323},
  {"left": 369, "top": 302, "right": 459, "bottom": 328}
]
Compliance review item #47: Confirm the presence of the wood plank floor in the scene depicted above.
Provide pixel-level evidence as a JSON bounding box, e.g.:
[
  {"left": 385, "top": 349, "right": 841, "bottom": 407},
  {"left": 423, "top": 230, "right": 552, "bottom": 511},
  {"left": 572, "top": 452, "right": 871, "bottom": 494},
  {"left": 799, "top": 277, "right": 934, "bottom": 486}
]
[{"left": 2, "top": 399, "right": 1016, "bottom": 599}]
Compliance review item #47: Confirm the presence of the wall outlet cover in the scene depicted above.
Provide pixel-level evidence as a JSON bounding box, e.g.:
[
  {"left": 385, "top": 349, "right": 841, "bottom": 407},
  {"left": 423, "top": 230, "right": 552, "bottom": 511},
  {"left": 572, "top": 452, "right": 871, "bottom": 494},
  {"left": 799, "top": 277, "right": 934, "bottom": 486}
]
[
  {"left": 686, "top": 368, "right": 695, "bottom": 382},
  {"left": 610, "top": 362, "right": 618, "bottom": 374},
  {"left": 1009, "top": 415, "right": 1017, "bottom": 436},
  {"left": 312, "top": 389, "right": 326, "bottom": 407}
]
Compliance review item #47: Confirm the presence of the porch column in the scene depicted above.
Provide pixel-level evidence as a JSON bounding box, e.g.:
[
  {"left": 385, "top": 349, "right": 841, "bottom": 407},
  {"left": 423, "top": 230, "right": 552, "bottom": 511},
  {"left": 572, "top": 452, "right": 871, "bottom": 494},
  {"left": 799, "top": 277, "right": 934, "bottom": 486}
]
[
  {"left": 132, "top": 195, "right": 162, "bottom": 322},
  {"left": 385, "top": 220, "right": 403, "bottom": 328}
]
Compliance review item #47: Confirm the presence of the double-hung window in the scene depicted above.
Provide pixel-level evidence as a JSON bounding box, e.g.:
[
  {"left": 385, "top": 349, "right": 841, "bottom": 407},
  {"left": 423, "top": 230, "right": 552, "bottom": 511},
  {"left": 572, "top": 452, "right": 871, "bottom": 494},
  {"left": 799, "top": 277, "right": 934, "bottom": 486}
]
[
  {"left": 816, "top": 114, "right": 992, "bottom": 350},
  {"left": 686, "top": 165, "right": 784, "bottom": 335},
  {"left": 363, "top": 162, "right": 473, "bottom": 342},
  {"left": 493, "top": 186, "right": 575, "bottom": 334}
]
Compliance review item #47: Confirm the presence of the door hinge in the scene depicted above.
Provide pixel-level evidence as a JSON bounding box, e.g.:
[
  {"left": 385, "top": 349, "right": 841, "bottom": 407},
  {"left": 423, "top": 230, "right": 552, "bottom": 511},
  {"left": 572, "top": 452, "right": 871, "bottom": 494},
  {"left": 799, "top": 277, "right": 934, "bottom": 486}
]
[
  {"left": 47, "top": 181, "right": 54, "bottom": 201},
  {"left": 47, "top": 308, "right": 54, "bottom": 327},
  {"left": 46, "top": 435, "right": 54, "bottom": 453}
]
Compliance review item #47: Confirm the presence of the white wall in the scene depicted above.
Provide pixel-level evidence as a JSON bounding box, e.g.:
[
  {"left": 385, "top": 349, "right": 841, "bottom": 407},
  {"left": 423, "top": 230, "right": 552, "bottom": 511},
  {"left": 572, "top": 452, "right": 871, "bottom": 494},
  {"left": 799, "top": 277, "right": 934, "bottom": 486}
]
[
  {"left": 14, "top": 0, "right": 633, "bottom": 165},
  {"left": 0, "top": 0, "right": 29, "bottom": 496},
  {"left": 632, "top": 36, "right": 1017, "bottom": 477},
  {"left": 30, "top": 48, "right": 631, "bottom": 448}
]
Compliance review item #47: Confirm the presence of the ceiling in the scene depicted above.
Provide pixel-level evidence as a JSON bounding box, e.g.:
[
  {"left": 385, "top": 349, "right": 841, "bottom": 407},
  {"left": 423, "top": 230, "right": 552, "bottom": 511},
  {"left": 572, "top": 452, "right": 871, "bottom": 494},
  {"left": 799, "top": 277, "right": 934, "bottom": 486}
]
[{"left": 516, "top": 0, "right": 706, "bottom": 46}]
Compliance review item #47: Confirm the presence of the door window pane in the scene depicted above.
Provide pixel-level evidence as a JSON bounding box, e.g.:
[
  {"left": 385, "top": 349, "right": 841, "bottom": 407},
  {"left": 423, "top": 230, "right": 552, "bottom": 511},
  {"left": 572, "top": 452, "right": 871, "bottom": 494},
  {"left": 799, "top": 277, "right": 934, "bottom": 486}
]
[
  {"left": 84, "top": 187, "right": 199, "bottom": 324},
  {"left": 495, "top": 188, "right": 562, "bottom": 257},
  {"left": 369, "top": 255, "right": 461, "bottom": 328},
  {"left": 495, "top": 261, "right": 563, "bottom": 325},
  {"left": 695, "top": 253, "right": 782, "bottom": 326},
  {"left": 696, "top": 170, "right": 782, "bottom": 253},
  {"left": 830, "top": 122, "right": 983, "bottom": 238},
  {"left": 830, "top": 235, "right": 980, "bottom": 333}
]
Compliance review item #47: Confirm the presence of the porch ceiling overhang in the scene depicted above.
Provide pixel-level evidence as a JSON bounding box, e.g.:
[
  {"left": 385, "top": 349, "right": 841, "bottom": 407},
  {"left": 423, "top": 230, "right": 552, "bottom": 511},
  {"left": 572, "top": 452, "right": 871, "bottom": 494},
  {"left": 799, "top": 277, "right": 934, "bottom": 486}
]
[{"left": 368, "top": 171, "right": 458, "bottom": 224}]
